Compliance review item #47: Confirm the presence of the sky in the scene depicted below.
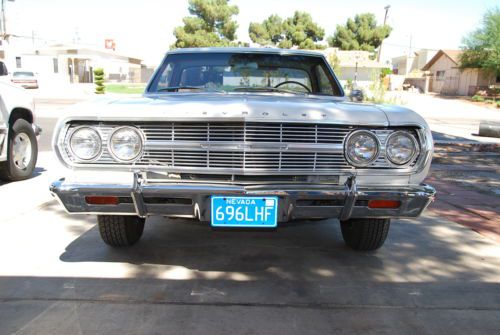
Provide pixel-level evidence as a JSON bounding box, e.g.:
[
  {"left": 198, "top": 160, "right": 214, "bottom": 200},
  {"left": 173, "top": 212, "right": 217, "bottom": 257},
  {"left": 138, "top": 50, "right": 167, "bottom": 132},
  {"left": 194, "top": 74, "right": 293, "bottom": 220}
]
[{"left": 5, "top": 0, "right": 499, "bottom": 65}]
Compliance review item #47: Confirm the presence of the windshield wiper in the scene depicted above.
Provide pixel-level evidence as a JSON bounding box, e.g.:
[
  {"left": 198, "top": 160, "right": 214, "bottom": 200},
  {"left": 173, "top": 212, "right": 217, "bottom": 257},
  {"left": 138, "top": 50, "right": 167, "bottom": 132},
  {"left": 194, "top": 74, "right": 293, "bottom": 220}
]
[
  {"left": 233, "top": 86, "right": 308, "bottom": 95},
  {"left": 156, "top": 86, "right": 225, "bottom": 93}
]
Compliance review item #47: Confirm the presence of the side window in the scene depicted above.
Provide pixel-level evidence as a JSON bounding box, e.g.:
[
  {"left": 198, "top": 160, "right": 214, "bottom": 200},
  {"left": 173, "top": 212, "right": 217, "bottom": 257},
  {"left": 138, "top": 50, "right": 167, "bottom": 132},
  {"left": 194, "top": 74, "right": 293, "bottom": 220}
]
[
  {"left": 157, "top": 63, "right": 173, "bottom": 90},
  {"left": 436, "top": 70, "right": 445, "bottom": 81},
  {"left": 0, "top": 61, "right": 7, "bottom": 76},
  {"left": 315, "top": 65, "right": 334, "bottom": 95}
]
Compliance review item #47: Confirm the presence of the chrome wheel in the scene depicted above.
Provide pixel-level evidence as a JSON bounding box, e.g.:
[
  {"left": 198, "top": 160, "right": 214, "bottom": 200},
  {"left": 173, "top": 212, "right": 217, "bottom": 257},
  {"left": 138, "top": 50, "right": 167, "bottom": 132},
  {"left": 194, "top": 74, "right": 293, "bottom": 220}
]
[{"left": 12, "top": 132, "right": 32, "bottom": 170}]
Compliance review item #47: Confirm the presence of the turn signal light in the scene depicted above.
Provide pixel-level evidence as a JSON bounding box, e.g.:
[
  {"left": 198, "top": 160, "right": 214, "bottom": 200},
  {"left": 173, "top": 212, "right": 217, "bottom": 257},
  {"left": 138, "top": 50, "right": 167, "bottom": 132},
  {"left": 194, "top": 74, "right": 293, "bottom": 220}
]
[
  {"left": 368, "top": 200, "right": 401, "bottom": 209},
  {"left": 85, "top": 196, "right": 119, "bottom": 205}
]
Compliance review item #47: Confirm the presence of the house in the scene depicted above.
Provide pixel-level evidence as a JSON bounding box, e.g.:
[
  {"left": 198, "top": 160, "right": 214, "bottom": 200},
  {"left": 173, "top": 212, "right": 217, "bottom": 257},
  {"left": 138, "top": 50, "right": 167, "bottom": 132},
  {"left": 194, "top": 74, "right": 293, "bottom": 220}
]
[
  {"left": 0, "top": 41, "right": 144, "bottom": 85},
  {"left": 391, "top": 49, "right": 437, "bottom": 76},
  {"left": 321, "top": 48, "right": 388, "bottom": 88},
  {"left": 422, "top": 49, "right": 497, "bottom": 96}
]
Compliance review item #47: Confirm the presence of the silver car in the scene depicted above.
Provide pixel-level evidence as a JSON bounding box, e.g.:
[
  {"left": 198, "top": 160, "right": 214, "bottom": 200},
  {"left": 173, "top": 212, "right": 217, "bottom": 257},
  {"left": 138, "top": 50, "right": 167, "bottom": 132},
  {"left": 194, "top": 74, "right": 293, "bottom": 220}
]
[{"left": 50, "top": 48, "right": 435, "bottom": 251}]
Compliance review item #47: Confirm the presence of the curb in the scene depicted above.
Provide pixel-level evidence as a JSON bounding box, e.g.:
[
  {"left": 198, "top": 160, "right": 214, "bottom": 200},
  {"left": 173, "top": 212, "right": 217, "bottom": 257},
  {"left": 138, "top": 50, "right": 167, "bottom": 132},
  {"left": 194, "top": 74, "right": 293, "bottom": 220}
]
[{"left": 433, "top": 141, "right": 500, "bottom": 152}]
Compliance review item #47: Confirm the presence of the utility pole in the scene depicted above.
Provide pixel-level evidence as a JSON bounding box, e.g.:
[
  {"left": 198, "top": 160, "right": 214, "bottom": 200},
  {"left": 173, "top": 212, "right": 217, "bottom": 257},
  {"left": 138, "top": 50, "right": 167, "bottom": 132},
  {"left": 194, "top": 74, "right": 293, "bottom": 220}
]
[
  {"left": 376, "top": 5, "right": 390, "bottom": 62},
  {"left": 1, "top": 0, "right": 6, "bottom": 38},
  {"left": 1, "top": 0, "right": 14, "bottom": 41}
]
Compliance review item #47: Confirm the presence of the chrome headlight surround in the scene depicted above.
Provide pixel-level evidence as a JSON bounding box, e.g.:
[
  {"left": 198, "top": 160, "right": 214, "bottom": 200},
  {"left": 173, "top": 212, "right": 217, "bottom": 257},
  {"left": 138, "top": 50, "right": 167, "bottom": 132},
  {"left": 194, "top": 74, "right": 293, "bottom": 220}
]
[
  {"left": 344, "top": 130, "right": 381, "bottom": 167},
  {"left": 68, "top": 126, "right": 102, "bottom": 162},
  {"left": 107, "top": 126, "right": 144, "bottom": 163},
  {"left": 385, "top": 130, "right": 420, "bottom": 166}
]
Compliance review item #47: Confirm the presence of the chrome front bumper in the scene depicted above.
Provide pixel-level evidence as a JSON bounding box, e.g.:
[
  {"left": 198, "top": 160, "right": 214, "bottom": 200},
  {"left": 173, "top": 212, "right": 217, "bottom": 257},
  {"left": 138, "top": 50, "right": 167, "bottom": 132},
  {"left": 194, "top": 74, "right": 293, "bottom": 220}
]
[{"left": 50, "top": 173, "right": 436, "bottom": 222}]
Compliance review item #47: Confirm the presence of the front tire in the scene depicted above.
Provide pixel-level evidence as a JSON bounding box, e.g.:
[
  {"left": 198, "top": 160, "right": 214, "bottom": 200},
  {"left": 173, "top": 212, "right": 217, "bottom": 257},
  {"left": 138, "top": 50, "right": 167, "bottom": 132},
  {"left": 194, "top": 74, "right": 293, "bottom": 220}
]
[
  {"left": 340, "top": 218, "right": 390, "bottom": 251},
  {"left": 0, "top": 119, "right": 38, "bottom": 182},
  {"left": 98, "top": 215, "right": 145, "bottom": 247}
]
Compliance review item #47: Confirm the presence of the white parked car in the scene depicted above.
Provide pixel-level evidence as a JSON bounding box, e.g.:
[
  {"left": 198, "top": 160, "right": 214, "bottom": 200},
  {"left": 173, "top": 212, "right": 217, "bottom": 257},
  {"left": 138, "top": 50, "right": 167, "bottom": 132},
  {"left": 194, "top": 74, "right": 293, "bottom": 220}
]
[
  {"left": 11, "top": 71, "right": 39, "bottom": 89},
  {"left": 50, "top": 48, "right": 435, "bottom": 251},
  {"left": 0, "top": 81, "right": 41, "bottom": 181}
]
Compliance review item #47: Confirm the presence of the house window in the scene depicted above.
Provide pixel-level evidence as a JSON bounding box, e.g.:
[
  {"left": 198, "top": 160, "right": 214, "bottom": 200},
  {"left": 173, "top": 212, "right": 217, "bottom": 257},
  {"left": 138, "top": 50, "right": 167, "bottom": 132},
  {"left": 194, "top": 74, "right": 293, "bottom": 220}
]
[
  {"left": 15, "top": 57, "right": 21, "bottom": 68},
  {"left": 53, "top": 58, "right": 59, "bottom": 73},
  {"left": 436, "top": 70, "right": 445, "bottom": 81}
]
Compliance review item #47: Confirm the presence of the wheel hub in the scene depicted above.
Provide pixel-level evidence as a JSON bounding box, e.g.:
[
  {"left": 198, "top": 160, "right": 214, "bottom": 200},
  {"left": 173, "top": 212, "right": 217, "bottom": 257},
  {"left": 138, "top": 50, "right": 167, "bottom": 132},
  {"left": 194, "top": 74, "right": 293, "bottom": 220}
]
[{"left": 12, "top": 132, "right": 32, "bottom": 170}]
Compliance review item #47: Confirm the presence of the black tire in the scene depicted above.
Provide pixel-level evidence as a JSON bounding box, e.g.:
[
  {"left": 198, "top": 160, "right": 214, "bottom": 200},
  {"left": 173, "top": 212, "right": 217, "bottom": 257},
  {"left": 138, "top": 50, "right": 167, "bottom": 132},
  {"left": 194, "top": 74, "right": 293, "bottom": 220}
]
[
  {"left": 0, "top": 119, "right": 38, "bottom": 181},
  {"left": 340, "top": 218, "right": 390, "bottom": 251},
  {"left": 97, "top": 215, "right": 145, "bottom": 247}
]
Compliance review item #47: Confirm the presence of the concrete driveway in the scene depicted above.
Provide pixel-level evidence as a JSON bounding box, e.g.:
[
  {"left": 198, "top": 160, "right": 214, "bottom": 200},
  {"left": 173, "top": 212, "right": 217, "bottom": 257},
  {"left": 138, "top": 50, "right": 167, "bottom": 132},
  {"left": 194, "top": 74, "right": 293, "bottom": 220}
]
[{"left": 0, "top": 202, "right": 499, "bottom": 334}]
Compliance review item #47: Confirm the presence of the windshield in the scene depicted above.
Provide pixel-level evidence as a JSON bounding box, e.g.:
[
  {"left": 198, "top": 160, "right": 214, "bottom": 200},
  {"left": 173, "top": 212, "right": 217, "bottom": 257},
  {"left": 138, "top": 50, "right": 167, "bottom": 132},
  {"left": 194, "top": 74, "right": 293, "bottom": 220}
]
[
  {"left": 148, "top": 52, "right": 343, "bottom": 96},
  {"left": 13, "top": 71, "right": 35, "bottom": 77}
]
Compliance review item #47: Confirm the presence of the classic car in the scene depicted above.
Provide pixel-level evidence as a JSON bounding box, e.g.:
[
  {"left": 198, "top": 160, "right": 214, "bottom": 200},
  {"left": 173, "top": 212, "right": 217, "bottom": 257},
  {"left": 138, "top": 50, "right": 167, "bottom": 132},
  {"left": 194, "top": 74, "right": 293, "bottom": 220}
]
[
  {"left": 0, "top": 81, "right": 41, "bottom": 181},
  {"left": 50, "top": 48, "right": 435, "bottom": 251}
]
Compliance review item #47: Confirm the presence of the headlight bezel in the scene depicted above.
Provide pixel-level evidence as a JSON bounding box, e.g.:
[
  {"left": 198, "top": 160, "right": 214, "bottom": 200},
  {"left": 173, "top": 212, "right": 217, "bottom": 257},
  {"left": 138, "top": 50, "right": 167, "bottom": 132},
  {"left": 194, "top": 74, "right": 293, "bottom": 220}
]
[
  {"left": 68, "top": 126, "right": 103, "bottom": 162},
  {"left": 344, "top": 130, "right": 381, "bottom": 167},
  {"left": 107, "top": 126, "right": 144, "bottom": 163},
  {"left": 385, "top": 130, "right": 420, "bottom": 166}
]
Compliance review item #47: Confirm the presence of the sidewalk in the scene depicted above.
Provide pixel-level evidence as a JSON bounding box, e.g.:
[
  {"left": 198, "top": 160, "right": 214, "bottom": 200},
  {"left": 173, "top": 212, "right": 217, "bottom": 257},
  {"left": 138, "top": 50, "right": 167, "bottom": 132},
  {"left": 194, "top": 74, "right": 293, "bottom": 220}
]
[
  {"left": 426, "top": 176, "right": 500, "bottom": 243},
  {"left": 426, "top": 144, "right": 500, "bottom": 243},
  {"left": 400, "top": 92, "right": 500, "bottom": 144}
]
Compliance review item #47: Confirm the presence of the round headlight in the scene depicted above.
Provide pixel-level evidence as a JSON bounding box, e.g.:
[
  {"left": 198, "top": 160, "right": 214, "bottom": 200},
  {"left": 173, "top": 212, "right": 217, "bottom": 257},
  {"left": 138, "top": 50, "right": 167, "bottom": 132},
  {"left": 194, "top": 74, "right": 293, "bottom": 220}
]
[
  {"left": 386, "top": 131, "right": 418, "bottom": 165},
  {"left": 108, "top": 127, "right": 143, "bottom": 162},
  {"left": 345, "top": 130, "right": 380, "bottom": 167},
  {"left": 69, "top": 127, "right": 102, "bottom": 161}
]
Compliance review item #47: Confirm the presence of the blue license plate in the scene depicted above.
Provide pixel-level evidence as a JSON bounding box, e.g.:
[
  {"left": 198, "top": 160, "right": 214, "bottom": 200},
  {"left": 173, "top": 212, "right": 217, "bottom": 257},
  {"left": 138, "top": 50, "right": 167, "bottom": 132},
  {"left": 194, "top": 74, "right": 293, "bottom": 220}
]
[{"left": 210, "top": 196, "right": 278, "bottom": 228}]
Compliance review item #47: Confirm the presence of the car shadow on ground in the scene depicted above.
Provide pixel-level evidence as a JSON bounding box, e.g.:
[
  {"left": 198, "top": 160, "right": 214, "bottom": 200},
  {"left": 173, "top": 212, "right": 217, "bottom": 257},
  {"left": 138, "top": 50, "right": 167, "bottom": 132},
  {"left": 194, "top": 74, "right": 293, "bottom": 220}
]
[
  {"left": 56, "top": 203, "right": 499, "bottom": 286},
  {"left": 0, "top": 166, "right": 46, "bottom": 186}
]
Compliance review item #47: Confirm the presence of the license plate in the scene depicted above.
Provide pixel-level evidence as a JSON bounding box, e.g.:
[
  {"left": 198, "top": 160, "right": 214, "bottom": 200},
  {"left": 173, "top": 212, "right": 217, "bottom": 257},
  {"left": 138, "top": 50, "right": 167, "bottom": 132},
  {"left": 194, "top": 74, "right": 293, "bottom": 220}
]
[{"left": 210, "top": 196, "right": 278, "bottom": 228}]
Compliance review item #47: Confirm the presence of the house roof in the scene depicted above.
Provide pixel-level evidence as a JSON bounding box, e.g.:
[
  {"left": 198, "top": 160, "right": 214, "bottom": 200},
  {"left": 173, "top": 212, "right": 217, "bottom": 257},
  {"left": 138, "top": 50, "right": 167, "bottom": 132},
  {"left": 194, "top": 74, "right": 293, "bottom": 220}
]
[{"left": 422, "top": 49, "right": 462, "bottom": 70}]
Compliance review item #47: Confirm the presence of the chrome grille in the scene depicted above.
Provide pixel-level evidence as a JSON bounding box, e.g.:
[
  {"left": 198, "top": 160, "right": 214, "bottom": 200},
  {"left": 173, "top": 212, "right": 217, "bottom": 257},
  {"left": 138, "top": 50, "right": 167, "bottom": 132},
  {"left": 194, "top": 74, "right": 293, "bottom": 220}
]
[
  {"left": 138, "top": 122, "right": 349, "bottom": 143},
  {"left": 137, "top": 122, "right": 352, "bottom": 172},
  {"left": 62, "top": 122, "right": 419, "bottom": 173}
]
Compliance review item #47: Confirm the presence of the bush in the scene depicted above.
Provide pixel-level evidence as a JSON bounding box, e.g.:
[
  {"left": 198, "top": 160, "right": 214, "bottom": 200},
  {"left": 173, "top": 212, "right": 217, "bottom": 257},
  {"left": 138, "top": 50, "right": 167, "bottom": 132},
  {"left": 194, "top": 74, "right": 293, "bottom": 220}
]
[
  {"left": 472, "top": 95, "right": 485, "bottom": 102},
  {"left": 93, "top": 68, "right": 105, "bottom": 94},
  {"left": 380, "top": 68, "right": 392, "bottom": 78}
]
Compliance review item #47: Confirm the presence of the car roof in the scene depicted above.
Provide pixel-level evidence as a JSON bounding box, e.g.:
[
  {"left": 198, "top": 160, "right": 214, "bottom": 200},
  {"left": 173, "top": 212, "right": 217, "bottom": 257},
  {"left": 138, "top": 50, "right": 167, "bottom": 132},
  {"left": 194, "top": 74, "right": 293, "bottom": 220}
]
[{"left": 166, "top": 47, "right": 326, "bottom": 58}]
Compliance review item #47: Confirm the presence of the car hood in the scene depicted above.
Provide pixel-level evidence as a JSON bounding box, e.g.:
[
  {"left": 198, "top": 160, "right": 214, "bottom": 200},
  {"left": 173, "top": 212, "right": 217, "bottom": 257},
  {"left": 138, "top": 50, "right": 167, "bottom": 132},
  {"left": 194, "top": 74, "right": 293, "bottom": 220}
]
[{"left": 62, "top": 93, "right": 426, "bottom": 127}]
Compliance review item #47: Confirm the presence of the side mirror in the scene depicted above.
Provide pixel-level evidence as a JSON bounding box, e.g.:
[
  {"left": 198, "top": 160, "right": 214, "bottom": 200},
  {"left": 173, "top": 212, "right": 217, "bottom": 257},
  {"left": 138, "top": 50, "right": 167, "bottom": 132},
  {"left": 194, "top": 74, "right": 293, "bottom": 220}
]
[{"left": 349, "top": 89, "right": 364, "bottom": 102}]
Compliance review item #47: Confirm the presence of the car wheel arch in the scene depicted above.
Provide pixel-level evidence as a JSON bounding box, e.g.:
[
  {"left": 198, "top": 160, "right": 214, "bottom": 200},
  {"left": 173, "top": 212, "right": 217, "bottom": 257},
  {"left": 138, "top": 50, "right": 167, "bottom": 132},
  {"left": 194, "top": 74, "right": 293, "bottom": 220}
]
[{"left": 9, "top": 107, "right": 33, "bottom": 127}]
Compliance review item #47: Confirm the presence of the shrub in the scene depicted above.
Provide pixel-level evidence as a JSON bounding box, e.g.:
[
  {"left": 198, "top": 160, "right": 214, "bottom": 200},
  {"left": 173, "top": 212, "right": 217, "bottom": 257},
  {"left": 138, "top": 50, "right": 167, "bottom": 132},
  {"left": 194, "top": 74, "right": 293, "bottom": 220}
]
[
  {"left": 471, "top": 95, "right": 485, "bottom": 102},
  {"left": 93, "top": 68, "right": 105, "bottom": 94},
  {"left": 380, "top": 68, "right": 392, "bottom": 78}
]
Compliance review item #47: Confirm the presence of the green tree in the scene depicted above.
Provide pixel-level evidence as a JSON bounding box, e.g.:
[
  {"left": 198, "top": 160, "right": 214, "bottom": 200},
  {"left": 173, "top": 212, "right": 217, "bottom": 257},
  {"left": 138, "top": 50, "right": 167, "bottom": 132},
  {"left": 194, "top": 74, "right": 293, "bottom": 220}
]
[
  {"left": 249, "top": 11, "right": 325, "bottom": 49},
  {"left": 172, "top": 0, "right": 239, "bottom": 48},
  {"left": 460, "top": 7, "right": 500, "bottom": 75},
  {"left": 328, "top": 13, "right": 391, "bottom": 53}
]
